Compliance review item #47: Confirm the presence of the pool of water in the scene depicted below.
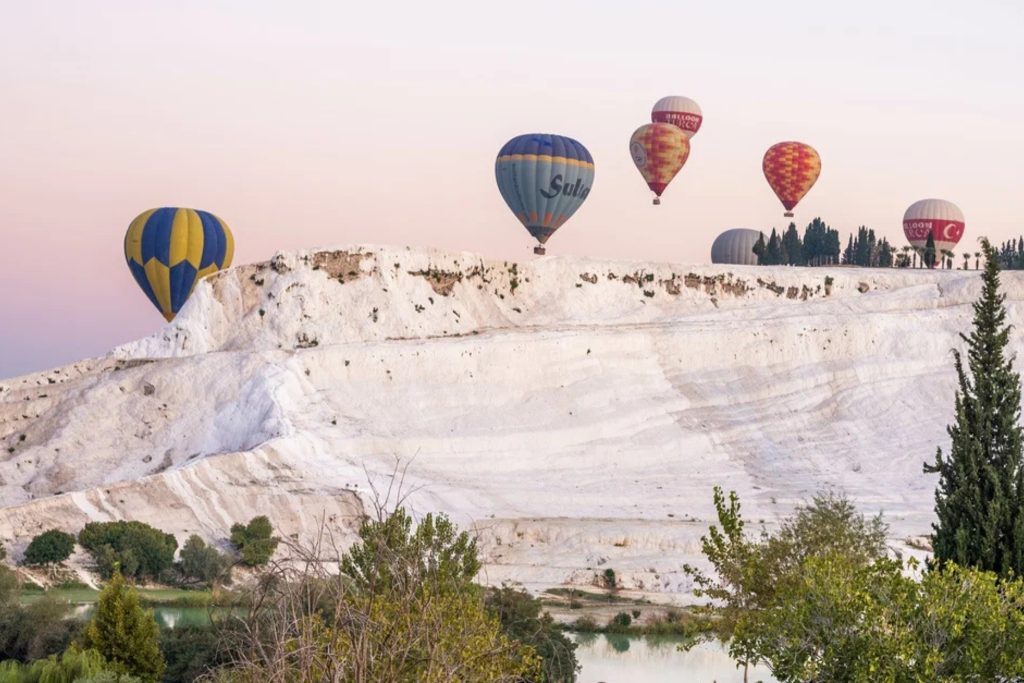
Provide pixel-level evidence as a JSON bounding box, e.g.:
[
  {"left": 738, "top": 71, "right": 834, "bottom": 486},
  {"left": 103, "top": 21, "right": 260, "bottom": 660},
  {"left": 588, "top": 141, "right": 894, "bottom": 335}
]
[
  {"left": 72, "top": 605, "right": 235, "bottom": 629},
  {"left": 573, "top": 633, "right": 777, "bottom": 683}
]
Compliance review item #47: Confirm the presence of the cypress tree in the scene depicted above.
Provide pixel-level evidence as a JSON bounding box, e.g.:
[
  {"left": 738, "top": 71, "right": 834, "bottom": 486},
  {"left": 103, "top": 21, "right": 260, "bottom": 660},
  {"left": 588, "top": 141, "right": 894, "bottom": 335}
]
[
  {"left": 753, "top": 232, "right": 767, "bottom": 265},
  {"left": 924, "top": 240, "right": 1024, "bottom": 574},
  {"left": 782, "top": 223, "right": 802, "bottom": 265},
  {"left": 84, "top": 568, "right": 166, "bottom": 682},
  {"left": 924, "top": 232, "right": 937, "bottom": 269}
]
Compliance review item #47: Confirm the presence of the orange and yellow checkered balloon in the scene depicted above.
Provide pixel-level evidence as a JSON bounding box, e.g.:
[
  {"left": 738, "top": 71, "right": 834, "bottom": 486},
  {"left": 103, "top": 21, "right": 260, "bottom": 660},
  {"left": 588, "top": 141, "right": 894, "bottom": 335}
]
[
  {"left": 762, "top": 141, "right": 821, "bottom": 217},
  {"left": 629, "top": 123, "right": 690, "bottom": 205}
]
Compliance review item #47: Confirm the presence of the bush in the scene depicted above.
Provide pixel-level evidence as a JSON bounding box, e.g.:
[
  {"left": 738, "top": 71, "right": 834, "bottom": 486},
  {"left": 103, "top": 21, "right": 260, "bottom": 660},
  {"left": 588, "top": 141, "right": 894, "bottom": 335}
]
[
  {"left": 229, "top": 516, "right": 278, "bottom": 567},
  {"left": 178, "top": 535, "right": 230, "bottom": 587},
  {"left": 23, "top": 529, "right": 75, "bottom": 566},
  {"left": 159, "top": 624, "right": 224, "bottom": 683},
  {"left": 485, "top": 585, "right": 579, "bottom": 683},
  {"left": 79, "top": 521, "right": 177, "bottom": 580},
  {"left": 602, "top": 568, "right": 616, "bottom": 589},
  {"left": 0, "top": 646, "right": 138, "bottom": 682},
  {"left": 610, "top": 611, "right": 632, "bottom": 629},
  {"left": 84, "top": 569, "right": 165, "bottom": 682},
  {"left": 0, "top": 594, "right": 85, "bottom": 662}
]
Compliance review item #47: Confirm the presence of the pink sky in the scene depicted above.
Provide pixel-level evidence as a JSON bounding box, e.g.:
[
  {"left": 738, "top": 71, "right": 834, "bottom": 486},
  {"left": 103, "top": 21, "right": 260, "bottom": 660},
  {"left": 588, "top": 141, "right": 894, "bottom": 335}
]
[{"left": 2, "top": 0, "right": 1023, "bottom": 377}]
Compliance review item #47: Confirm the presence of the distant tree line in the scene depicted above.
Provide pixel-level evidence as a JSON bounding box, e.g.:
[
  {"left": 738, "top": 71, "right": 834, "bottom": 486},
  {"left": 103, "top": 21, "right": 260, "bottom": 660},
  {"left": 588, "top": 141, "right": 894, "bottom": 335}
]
[
  {"left": 749, "top": 217, "right": 990, "bottom": 270},
  {"left": 995, "top": 237, "right": 1024, "bottom": 270}
]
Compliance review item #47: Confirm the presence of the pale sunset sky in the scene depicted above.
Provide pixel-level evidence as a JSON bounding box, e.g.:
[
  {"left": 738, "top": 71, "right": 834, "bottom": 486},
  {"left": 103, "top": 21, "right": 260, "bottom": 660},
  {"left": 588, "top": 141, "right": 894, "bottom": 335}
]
[{"left": 1, "top": 0, "right": 1022, "bottom": 377}]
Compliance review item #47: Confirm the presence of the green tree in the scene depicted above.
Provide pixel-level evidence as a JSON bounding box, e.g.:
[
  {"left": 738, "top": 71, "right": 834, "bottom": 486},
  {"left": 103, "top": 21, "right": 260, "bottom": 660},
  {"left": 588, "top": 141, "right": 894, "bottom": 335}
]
[
  {"left": 925, "top": 240, "right": 1024, "bottom": 574},
  {"left": 78, "top": 521, "right": 177, "bottom": 580},
  {"left": 229, "top": 517, "right": 279, "bottom": 567},
  {"left": 752, "top": 232, "right": 767, "bottom": 265},
  {"left": 781, "top": 223, "right": 802, "bottom": 265},
  {"left": 83, "top": 569, "right": 165, "bottom": 682},
  {"left": 923, "top": 231, "right": 937, "bottom": 268},
  {"left": 485, "top": 585, "right": 578, "bottom": 683},
  {"left": 23, "top": 529, "right": 75, "bottom": 566},
  {"left": 178, "top": 535, "right": 229, "bottom": 586}
]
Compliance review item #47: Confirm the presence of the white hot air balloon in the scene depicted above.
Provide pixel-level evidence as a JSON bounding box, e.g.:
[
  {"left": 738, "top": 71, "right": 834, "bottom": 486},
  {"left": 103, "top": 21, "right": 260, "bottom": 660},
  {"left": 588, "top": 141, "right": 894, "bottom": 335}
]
[
  {"left": 903, "top": 199, "right": 965, "bottom": 265},
  {"left": 651, "top": 96, "right": 703, "bottom": 138},
  {"left": 711, "top": 228, "right": 763, "bottom": 265}
]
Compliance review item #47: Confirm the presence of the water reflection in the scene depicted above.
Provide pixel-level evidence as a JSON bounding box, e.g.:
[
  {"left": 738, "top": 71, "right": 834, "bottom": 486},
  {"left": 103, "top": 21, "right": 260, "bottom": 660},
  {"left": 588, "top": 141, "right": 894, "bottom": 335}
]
[{"left": 572, "top": 634, "right": 778, "bottom": 683}]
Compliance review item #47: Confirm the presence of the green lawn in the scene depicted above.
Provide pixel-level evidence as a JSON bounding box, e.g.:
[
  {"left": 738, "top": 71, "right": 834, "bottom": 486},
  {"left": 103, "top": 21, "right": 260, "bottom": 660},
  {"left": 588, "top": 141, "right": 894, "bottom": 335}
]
[{"left": 20, "top": 586, "right": 212, "bottom": 606}]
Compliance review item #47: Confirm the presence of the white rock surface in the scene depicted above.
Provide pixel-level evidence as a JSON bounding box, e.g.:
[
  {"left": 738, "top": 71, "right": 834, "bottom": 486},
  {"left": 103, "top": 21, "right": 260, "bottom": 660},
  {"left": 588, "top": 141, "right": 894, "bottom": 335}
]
[{"left": 2, "top": 244, "right": 1020, "bottom": 599}]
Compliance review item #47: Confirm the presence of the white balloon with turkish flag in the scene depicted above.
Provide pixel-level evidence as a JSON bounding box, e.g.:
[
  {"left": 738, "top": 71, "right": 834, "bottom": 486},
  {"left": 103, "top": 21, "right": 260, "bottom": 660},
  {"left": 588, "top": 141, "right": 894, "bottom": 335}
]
[
  {"left": 651, "top": 96, "right": 703, "bottom": 138},
  {"left": 903, "top": 198, "right": 965, "bottom": 263}
]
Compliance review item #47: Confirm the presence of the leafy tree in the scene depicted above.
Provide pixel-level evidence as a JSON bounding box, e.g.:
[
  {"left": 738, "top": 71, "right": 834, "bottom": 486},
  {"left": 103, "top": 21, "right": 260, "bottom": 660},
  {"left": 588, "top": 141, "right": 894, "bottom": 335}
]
[
  {"left": 83, "top": 569, "right": 165, "bottom": 682},
  {"left": 178, "top": 535, "right": 229, "bottom": 586},
  {"left": 229, "top": 517, "right": 279, "bottom": 567},
  {"left": 748, "top": 557, "right": 1024, "bottom": 681},
  {"left": 219, "top": 509, "right": 539, "bottom": 681},
  {"left": 485, "top": 585, "right": 578, "bottom": 683},
  {"left": 78, "top": 521, "right": 177, "bottom": 580},
  {"left": 23, "top": 529, "right": 75, "bottom": 566},
  {"left": 925, "top": 240, "right": 1024, "bottom": 574},
  {"left": 0, "top": 594, "right": 84, "bottom": 663},
  {"left": 684, "top": 488, "right": 889, "bottom": 680}
]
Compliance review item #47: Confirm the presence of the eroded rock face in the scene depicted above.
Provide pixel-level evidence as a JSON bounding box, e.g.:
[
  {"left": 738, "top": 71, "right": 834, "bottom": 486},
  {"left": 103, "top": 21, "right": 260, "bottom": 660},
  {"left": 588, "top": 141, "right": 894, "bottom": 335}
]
[{"left": 1, "top": 245, "right": 1006, "bottom": 598}]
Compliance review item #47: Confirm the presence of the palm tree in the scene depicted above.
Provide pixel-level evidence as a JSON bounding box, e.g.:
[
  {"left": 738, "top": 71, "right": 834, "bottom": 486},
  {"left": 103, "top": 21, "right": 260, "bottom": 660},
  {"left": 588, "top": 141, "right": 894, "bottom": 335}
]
[
  {"left": 962, "top": 253, "right": 970, "bottom": 270},
  {"left": 942, "top": 250, "right": 953, "bottom": 270},
  {"left": 975, "top": 251, "right": 982, "bottom": 270}
]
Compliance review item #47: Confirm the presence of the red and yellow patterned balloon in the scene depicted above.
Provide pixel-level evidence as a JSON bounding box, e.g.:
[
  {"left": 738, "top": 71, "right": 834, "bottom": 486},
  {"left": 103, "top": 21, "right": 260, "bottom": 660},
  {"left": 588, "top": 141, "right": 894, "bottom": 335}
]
[
  {"left": 762, "top": 142, "right": 821, "bottom": 217},
  {"left": 629, "top": 123, "right": 691, "bottom": 205}
]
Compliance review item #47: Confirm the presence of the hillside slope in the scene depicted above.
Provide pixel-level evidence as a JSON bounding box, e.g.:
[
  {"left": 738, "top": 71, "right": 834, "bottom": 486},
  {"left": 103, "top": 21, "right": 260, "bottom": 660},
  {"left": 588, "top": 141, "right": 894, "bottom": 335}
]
[{"left": 2, "top": 245, "right": 1018, "bottom": 597}]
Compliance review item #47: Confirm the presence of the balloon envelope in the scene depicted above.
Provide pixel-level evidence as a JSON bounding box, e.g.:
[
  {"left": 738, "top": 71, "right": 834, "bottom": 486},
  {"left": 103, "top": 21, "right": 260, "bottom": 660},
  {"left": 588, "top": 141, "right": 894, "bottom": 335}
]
[
  {"left": 495, "top": 134, "right": 594, "bottom": 248},
  {"left": 629, "top": 123, "right": 691, "bottom": 201},
  {"left": 763, "top": 142, "right": 821, "bottom": 217},
  {"left": 124, "top": 207, "right": 234, "bottom": 321},
  {"left": 651, "top": 96, "right": 703, "bottom": 138},
  {"left": 903, "top": 198, "right": 964, "bottom": 259},
  {"left": 711, "top": 228, "right": 763, "bottom": 266}
]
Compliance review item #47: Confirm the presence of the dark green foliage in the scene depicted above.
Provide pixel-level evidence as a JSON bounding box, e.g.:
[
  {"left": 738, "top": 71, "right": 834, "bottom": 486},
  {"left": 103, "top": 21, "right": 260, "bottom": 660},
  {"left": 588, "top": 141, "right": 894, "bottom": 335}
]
[
  {"left": 610, "top": 612, "right": 632, "bottom": 629},
  {"left": 781, "top": 223, "right": 802, "bottom": 265},
  {"left": 925, "top": 240, "right": 1024, "bottom": 575},
  {"left": 923, "top": 231, "right": 937, "bottom": 268},
  {"left": 0, "top": 597, "right": 85, "bottom": 663},
  {"left": 79, "top": 521, "right": 177, "bottom": 580},
  {"left": 602, "top": 567, "right": 616, "bottom": 589},
  {"left": 0, "top": 646, "right": 139, "bottom": 682},
  {"left": 159, "top": 624, "right": 224, "bottom": 683},
  {"left": 84, "top": 570, "right": 165, "bottom": 682},
  {"left": 228, "top": 516, "right": 279, "bottom": 567},
  {"left": 485, "top": 585, "right": 579, "bottom": 683},
  {"left": 752, "top": 232, "right": 767, "bottom": 264},
  {"left": 0, "top": 541, "right": 6, "bottom": 562},
  {"left": 178, "top": 535, "right": 229, "bottom": 587},
  {"left": 341, "top": 509, "right": 479, "bottom": 594},
  {"left": 23, "top": 529, "right": 75, "bottom": 566},
  {"left": 800, "top": 218, "right": 841, "bottom": 266}
]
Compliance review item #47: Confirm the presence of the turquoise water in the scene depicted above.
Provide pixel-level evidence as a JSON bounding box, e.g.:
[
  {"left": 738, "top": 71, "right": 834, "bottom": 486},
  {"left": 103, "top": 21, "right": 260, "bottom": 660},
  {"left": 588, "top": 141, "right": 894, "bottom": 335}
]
[
  {"left": 72, "top": 605, "right": 233, "bottom": 629},
  {"left": 573, "top": 634, "right": 778, "bottom": 683}
]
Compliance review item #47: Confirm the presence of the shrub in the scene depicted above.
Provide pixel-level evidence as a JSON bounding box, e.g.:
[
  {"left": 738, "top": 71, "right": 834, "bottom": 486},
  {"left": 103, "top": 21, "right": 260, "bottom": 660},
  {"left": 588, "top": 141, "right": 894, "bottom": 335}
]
[
  {"left": 609, "top": 612, "right": 632, "bottom": 631},
  {"left": 178, "top": 535, "right": 230, "bottom": 586},
  {"left": 78, "top": 521, "right": 177, "bottom": 580},
  {"left": 0, "top": 646, "right": 138, "bottom": 682},
  {"left": 84, "top": 569, "right": 165, "bottom": 682},
  {"left": 229, "top": 516, "right": 279, "bottom": 567},
  {"left": 485, "top": 585, "right": 579, "bottom": 683},
  {"left": 159, "top": 624, "right": 224, "bottom": 683},
  {"left": 602, "top": 568, "right": 616, "bottom": 589},
  {"left": 23, "top": 529, "right": 75, "bottom": 566}
]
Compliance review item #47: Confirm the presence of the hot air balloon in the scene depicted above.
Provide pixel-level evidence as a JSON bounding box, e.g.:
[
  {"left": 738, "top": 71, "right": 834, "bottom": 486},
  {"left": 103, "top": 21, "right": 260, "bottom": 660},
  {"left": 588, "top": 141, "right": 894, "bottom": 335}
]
[
  {"left": 763, "top": 142, "right": 821, "bottom": 217},
  {"left": 651, "top": 96, "right": 703, "bottom": 138},
  {"left": 630, "top": 123, "right": 691, "bottom": 205},
  {"left": 495, "top": 134, "right": 595, "bottom": 255},
  {"left": 124, "top": 207, "right": 235, "bottom": 321},
  {"left": 903, "top": 199, "right": 964, "bottom": 266},
  {"left": 711, "top": 229, "right": 763, "bottom": 266}
]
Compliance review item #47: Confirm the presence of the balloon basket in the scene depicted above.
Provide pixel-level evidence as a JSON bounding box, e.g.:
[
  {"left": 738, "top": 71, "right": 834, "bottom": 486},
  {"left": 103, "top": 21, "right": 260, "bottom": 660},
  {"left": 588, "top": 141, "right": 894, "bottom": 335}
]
[
  {"left": 533, "top": 245, "right": 546, "bottom": 256},
  {"left": 784, "top": 211, "right": 794, "bottom": 217},
  {"left": 653, "top": 197, "right": 661, "bottom": 206}
]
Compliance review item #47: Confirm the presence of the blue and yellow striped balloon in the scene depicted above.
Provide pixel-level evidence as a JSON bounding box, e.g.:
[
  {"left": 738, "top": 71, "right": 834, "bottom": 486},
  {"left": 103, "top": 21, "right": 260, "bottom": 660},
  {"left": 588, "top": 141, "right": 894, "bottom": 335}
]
[
  {"left": 495, "top": 134, "right": 594, "bottom": 254},
  {"left": 124, "top": 207, "right": 234, "bottom": 321}
]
